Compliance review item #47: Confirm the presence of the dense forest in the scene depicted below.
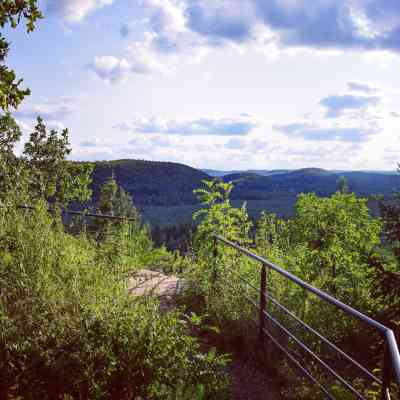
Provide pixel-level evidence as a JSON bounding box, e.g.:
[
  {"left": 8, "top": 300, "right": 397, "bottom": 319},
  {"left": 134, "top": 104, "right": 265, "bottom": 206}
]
[
  {"left": 89, "top": 162, "right": 400, "bottom": 209},
  {"left": 90, "top": 159, "right": 209, "bottom": 207},
  {"left": 84, "top": 160, "right": 400, "bottom": 231},
  {"left": 0, "top": 2, "right": 399, "bottom": 399}
]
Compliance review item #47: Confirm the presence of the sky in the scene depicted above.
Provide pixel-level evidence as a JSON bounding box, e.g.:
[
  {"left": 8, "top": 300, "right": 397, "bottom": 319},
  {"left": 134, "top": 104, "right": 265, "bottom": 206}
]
[{"left": 5, "top": 0, "right": 400, "bottom": 171}]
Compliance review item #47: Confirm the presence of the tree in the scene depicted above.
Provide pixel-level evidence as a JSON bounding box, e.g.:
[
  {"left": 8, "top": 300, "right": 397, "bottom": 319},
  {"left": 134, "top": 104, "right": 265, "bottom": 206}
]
[
  {"left": 193, "top": 179, "right": 252, "bottom": 256},
  {"left": 337, "top": 175, "right": 349, "bottom": 194},
  {"left": 0, "top": 113, "right": 24, "bottom": 199},
  {"left": 291, "top": 192, "right": 381, "bottom": 304},
  {"left": 374, "top": 164, "right": 400, "bottom": 327},
  {"left": 92, "top": 175, "right": 139, "bottom": 239},
  {"left": 97, "top": 174, "right": 137, "bottom": 219},
  {"left": 21, "top": 117, "right": 93, "bottom": 206},
  {"left": 0, "top": 4, "right": 93, "bottom": 207},
  {"left": 0, "top": 1, "right": 42, "bottom": 202}
]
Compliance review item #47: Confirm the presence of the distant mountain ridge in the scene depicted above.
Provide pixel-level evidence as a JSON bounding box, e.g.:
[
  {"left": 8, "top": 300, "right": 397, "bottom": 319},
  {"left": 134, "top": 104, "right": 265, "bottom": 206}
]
[
  {"left": 202, "top": 168, "right": 292, "bottom": 177},
  {"left": 203, "top": 167, "right": 397, "bottom": 177},
  {"left": 222, "top": 168, "right": 400, "bottom": 200},
  {"left": 84, "top": 160, "right": 400, "bottom": 226}
]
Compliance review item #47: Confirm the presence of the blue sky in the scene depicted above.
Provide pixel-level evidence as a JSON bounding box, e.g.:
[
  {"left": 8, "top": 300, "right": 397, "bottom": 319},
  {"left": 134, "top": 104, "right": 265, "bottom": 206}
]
[{"left": 6, "top": 0, "right": 400, "bottom": 170}]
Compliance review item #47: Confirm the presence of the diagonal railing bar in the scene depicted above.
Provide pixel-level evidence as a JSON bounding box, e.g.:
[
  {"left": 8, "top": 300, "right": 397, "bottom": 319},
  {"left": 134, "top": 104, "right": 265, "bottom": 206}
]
[
  {"left": 224, "top": 261, "right": 381, "bottom": 385},
  {"left": 218, "top": 274, "right": 338, "bottom": 400},
  {"left": 213, "top": 234, "right": 400, "bottom": 399},
  {"left": 264, "top": 291, "right": 382, "bottom": 385},
  {"left": 263, "top": 310, "right": 367, "bottom": 400},
  {"left": 261, "top": 326, "right": 337, "bottom": 400},
  {"left": 17, "top": 204, "right": 137, "bottom": 222},
  {"left": 222, "top": 268, "right": 372, "bottom": 399}
]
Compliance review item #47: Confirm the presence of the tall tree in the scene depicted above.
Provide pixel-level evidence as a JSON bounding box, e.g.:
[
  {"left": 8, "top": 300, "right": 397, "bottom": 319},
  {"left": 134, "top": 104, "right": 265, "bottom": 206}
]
[
  {"left": 92, "top": 175, "right": 139, "bottom": 238},
  {"left": 0, "top": 1, "right": 42, "bottom": 201},
  {"left": 0, "top": 2, "right": 93, "bottom": 207},
  {"left": 22, "top": 117, "right": 93, "bottom": 206}
]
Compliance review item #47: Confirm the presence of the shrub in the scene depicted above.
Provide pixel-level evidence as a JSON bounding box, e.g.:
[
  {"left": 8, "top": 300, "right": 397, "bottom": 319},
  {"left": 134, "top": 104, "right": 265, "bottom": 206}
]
[{"left": 0, "top": 202, "right": 230, "bottom": 399}]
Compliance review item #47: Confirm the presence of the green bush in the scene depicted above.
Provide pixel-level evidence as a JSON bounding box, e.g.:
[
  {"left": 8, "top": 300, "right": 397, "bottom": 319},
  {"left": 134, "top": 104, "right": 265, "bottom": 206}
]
[{"left": 0, "top": 202, "right": 230, "bottom": 399}]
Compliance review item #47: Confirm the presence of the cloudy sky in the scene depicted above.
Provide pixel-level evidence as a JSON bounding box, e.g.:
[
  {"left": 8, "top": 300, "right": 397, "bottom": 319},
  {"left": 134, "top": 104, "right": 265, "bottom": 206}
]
[{"left": 6, "top": 0, "right": 400, "bottom": 170}]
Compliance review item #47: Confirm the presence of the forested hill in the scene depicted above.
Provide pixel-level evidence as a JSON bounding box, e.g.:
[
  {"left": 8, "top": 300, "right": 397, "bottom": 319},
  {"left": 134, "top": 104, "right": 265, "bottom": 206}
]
[
  {"left": 90, "top": 159, "right": 209, "bottom": 206},
  {"left": 87, "top": 161, "right": 400, "bottom": 223},
  {"left": 223, "top": 168, "right": 400, "bottom": 200}
]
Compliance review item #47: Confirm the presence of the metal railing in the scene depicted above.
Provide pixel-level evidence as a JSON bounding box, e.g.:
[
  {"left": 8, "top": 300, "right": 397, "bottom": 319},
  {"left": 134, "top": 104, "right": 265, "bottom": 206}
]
[
  {"left": 18, "top": 204, "right": 137, "bottom": 222},
  {"left": 16, "top": 204, "right": 137, "bottom": 238},
  {"left": 213, "top": 234, "right": 400, "bottom": 400}
]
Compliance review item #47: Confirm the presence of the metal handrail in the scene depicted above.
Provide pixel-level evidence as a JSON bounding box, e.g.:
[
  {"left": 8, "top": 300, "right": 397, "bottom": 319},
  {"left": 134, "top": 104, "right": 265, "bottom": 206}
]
[
  {"left": 17, "top": 204, "right": 137, "bottom": 222},
  {"left": 213, "top": 234, "right": 400, "bottom": 399},
  {"left": 224, "top": 264, "right": 382, "bottom": 385}
]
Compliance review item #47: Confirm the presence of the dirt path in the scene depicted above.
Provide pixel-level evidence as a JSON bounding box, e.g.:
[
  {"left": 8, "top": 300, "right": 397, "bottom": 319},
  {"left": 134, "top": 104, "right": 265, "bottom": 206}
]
[
  {"left": 127, "top": 269, "right": 186, "bottom": 310},
  {"left": 229, "top": 356, "right": 283, "bottom": 400}
]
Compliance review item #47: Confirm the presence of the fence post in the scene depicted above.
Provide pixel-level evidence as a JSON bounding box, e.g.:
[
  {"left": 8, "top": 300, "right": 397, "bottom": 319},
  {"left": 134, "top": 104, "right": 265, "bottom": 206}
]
[
  {"left": 381, "top": 343, "right": 392, "bottom": 400},
  {"left": 213, "top": 235, "right": 218, "bottom": 282},
  {"left": 259, "top": 263, "right": 267, "bottom": 343}
]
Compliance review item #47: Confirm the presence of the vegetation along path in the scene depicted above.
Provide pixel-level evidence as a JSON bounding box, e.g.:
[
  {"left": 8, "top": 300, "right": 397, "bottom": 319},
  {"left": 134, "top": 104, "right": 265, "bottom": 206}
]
[{"left": 128, "top": 269, "right": 283, "bottom": 399}]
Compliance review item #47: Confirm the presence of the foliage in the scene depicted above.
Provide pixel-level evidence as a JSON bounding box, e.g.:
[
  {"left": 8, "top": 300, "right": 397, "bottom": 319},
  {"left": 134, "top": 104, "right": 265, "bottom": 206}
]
[
  {"left": 96, "top": 174, "right": 138, "bottom": 219},
  {"left": 175, "top": 179, "right": 257, "bottom": 344},
  {"left": 290, "top": 192, "right": 381, "bottom": 307},
  {"left": 0, "top": 112, "right": 25, "bottom": 198},
  {"left": 0, "top": 0, "right": 41, "bottom": 202},
  {"left": 374, "top": 176, "right": 400, "bottom": 339},
  {"left": 187, "top": 180, "right": 397, "bottom": 398},
  {"left": 21, "top": 117, "right": 93, "bottom": 206},
  {"left": 0, "top": 3, "right": 91, "bottom": 208},
  {"left": 193, "top": 179, "right": 252, "bottom": 253},
  {"left": 0, "top": 0, "right": 42, "bottom": 112},
  {"left": 337, "top": 175, "right": 349, "bottom": 194},
  {"left": 0, "top": 202, "right": 230, "bottom": 399}
]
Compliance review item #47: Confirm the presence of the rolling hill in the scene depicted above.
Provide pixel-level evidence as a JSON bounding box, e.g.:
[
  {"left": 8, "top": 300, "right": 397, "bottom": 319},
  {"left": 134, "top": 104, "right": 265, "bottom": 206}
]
[
  {"left": 224, "top": 168, "right": 400, "bottom": 200},
  {"left": 90, "top": 159, "right": 209, "bottom": 207},
  {"left": 85, "top": 160, "right": 400, "bottom": 227}
]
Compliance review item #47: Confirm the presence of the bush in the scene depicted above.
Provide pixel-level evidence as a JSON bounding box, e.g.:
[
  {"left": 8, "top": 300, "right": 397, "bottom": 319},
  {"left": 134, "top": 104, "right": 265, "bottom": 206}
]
[{"left": 0, "top": 202, "right": 230, "bottom": 399}]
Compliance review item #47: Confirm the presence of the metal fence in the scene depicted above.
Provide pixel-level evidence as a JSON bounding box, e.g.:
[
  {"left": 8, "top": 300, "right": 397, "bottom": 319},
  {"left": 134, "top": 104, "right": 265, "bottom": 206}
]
[
  {"left": 17, "top": 204, "right": 137, "bottom": 235},
  {"left": 213, "top": 234, "right": 400, "bottom": 400},
  {"left": 18, "top": 204, "right": 136, "bottom": 222}
]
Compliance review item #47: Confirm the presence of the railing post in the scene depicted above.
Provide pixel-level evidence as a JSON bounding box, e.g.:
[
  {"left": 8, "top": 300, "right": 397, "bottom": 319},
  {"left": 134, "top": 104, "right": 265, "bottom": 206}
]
[
  {"left": 382, "top": 343, "right": 392, "bottom": 400},
  {"left": 213, "top": 236, "right": 218, "bottom": 282},
  {"left": 259, "top": 263, "right": 267, "bottom": 343}
]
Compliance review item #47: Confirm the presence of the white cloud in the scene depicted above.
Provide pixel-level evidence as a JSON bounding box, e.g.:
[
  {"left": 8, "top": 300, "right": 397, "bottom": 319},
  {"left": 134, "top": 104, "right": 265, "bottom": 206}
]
[
  {"left": 113, "top": 115, "right": 258, "bottom": 136},
  {"left": 275, "top": 121, "right": 378, "bottom": 143},
  {"left": 13, "top": 97, "right": 79, "bottom": 124},
  {"left": 347, "top": 81, "right": 379, "bottom": 94},
  {"left": 224, "top": 137, "right": 245, "bottom": 149},
  {"left": 80, "top": 139, "right": 117, "bottom": 148},
  {"left": 75, "top": 0, "right": 400, "bottom": 85},
  {"left": 89, "top": 56, "right": 134, "bottom": 84},
  {"left": 46, "top": 0, "right": 114, "bottom": 22},
  {"left": 319, "top": 94, "right": 381, "bottom": 118},
  {"left": 274, "top": 83, "right": 389, "bottom": 143}
]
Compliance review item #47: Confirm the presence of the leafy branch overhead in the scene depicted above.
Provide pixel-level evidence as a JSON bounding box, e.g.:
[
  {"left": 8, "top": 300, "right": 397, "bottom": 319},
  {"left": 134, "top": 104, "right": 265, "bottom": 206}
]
[
  {"left": 0, "top": 1, "right": 43, "bottom": 111},
  {"left": 0, "top": 2, "right": 93, "bottom": 207}
]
